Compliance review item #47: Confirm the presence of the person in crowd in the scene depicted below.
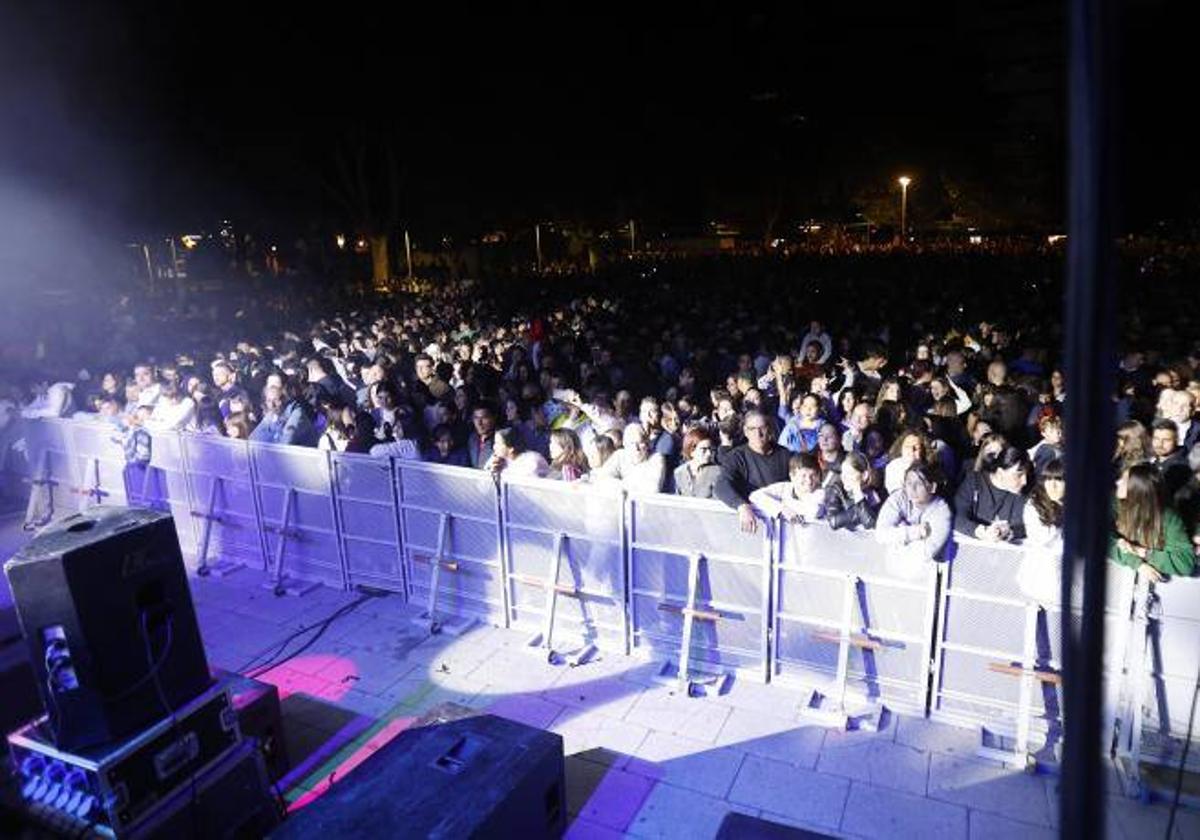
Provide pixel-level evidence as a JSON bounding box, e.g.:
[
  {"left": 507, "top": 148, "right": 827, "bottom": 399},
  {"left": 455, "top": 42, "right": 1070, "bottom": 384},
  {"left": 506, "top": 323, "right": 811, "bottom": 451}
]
[
  {"left": 883, "top": 429, "right": 934, "bottom": 495},
  {"left": 955, "top": 444, "right": 1030, "bottom": 542},
  {"left": 413, "top": 352, "right": 451, "bottom": 403},
  {"left": 1111, "top": 462, "right": 1195, "bottom": 581},
  {"left": 596, "top": 422, "right": 667, "bottom": 494},
  {"left": 121, "top": 403, "right": 154, "bottom": 499},
  {"left": 547, "top": 428, "right": 589, "bottom": 481},
  {"left": 1027, "top": 414, "right": 1064, "bottom": 476},
  {"left": 146, "top": 382, "right": 196, "bottom": 431},
  {"left": 319, "top": 405, "right": 353, "bottom": 452},
  {"left": 467, "top": 402, "right": 497, "bottom": 468},
  {"left": 673, "top": 427, "right": 720, "bottom": 499},
  {"left": 778, "top": 392, "right": 824, "bottom": 454},
  {"left": 1157, "top": 387, "right": 1200, "bottom": 451},
  {"left": 1018, "top": 458, "right": 1065, "bottom": 603},
  {"left": 750, "top": 452, "right": 827, "bottom": 523},
  {"left": 486, "top": 427, "right": 549, "bottom": 478},
  {"left": 191, "top": 394, "right": 226, "bottom": 436},
  {"left": 876, "top": 461, "right": 954, "bottom": 564},
  {"left": 715, "top": 410, "right": 793, "bottom": 533},
  {"left": 1149, "top": 418, "right": 1192, "bottom": 499},
  {"left": 588, "top": 435, "right": 617, "bottom": 471},
  {"left": 424, "top": 423, "right": 471, "bottom": 466},
  {"left": 225, "top": 412, "right": 252, "bottom": 440},
  {"left": 814, "top": 421, "right": 845, "bottom": 480},
  {"left": 307, "top": 354, "right": 356, "bottom": 407},
  {"left": 841, "top": 401, "right": 873, "bottom": 454},
  {"left": 639, "top": 397, "right": 678, "bottom": 461},
  {"left": 132, "top": 362, "right": 160, "bottom": 407},
  {"left": 211, "top": 359, "right": 248, "bottom": 418},
  {"left": 824, "top": 451, "right": 884, "bottom": 531},
  {"left": 1113, "top": 419, "right": 1152, "bottom": 476}
]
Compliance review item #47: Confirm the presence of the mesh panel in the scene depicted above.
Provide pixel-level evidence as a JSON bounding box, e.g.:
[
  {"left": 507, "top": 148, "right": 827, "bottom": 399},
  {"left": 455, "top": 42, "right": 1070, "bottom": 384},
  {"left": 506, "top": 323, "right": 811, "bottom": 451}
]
[
  {"left": 400, "top": 466, "right": 496, "bottom": 520},
  {"left": 505, "top": 479, "right": 621, "bottom": 537},
  {"left": 937, "top": 648, "right": 1022, "bottom": 713},
  {"left": 942, "top": 598, "right": 1027, "bottom": 654},
  {"left": 776, "top": 571, "right": 845, "bottom": 622},
  {"left": 183, "top": 436, "right": 253, "bottom": 480},
  {"left": 332, "top": 454, "right": 393, "bottom": 498},
  {"left": 631, "top": 498, "right": 760, "bottom": 556},
  {"left": 338, "top": 499, "right": 396, "bottom": 540},
  {"left": 857, "top": 579, "right": 932, "bottom": 635},
  {"left": 252, "top": 445, "right": 331, "bottom": 493},
  {"left": 343, "top": 538, "right": 401, "bottom": 580},
  {"left": 947, "top": 542, "right": 1025, "bottom": 600}
]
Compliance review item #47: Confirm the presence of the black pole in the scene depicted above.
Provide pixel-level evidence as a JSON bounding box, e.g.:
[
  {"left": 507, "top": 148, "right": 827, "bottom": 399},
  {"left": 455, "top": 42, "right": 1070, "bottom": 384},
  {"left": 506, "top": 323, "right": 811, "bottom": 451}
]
[{"left": 1061, "top": 0, "right": 1119, "bottom": 836}]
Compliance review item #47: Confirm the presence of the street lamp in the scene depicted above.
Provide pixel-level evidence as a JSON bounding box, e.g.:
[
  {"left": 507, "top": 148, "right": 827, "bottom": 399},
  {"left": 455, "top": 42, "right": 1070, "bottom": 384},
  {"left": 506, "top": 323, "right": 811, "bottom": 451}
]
[{"left": 897, "top": 176, "right": 912, "bottom": 242}]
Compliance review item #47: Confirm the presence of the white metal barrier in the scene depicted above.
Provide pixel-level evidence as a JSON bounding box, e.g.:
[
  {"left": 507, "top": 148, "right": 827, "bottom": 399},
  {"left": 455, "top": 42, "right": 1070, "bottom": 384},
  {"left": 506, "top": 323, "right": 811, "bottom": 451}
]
[
  {"left": 396, "top": 461, "right": 506, "bottom": 628},
  {"left": 627, "top": 493, "right": 772, "bottom": 685},
  {"left": 773, "top": 521, "right": 940, "bottom": 721},
  {"left": 500, "top": 475, "right": 627, "bottom": 657},
  {"left": 1118, "top": 574, "right": 1200, "bottom": 792},
  {"left": 252, "top": 442, "right": 344, "bottom": 593},
  {"left": 63, "top": 420, "right": 130, "bottom": 511},
  {"left": 17, "top": 418, "right": 1200, "bottom": 765},
  {"left": 331, "top": 452, "right": 405, "bottom": 593},
  {"left": 931, "top": 539, "right": 1136, "bottom": 764},
  {"left": 180, "top": 434, "right": 266, "bottom": 574},
  {"left": 21, "top": 417, "right": 76, "bottom": 527}
]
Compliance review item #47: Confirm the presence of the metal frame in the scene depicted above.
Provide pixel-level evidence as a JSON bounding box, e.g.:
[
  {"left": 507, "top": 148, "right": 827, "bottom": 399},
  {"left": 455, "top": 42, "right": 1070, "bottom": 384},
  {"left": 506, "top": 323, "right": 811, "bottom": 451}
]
[{"left": 330, "top": 452, "right": 407, "bottom": 593}]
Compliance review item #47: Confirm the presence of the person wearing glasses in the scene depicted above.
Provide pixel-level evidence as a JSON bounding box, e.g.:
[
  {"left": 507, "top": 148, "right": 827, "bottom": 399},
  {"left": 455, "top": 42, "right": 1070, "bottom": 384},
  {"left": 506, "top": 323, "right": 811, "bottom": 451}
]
[
  {"left": 714, "top": 410, "right": 792, "bottom": 533},
  {"left": 674, "top": 427, "right": 720, "bottom": 499}
]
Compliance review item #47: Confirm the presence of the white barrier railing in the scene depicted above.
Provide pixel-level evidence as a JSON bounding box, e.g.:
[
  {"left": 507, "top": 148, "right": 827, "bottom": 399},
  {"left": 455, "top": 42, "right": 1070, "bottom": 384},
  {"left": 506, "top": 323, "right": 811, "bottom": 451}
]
[
  {"left": 17, "top": 418, "right": 1200, "bottom": 776},
  {"left": 774, "top": 521, "right": 940, "bottom": 721}
]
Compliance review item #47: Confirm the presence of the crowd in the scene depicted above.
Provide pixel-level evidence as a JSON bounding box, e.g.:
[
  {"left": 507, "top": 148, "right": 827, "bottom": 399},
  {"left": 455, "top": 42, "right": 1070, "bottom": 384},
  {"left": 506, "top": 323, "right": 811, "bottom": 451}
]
[{"left": 2, "top": 251, "right": 1198, "bottom": 593}]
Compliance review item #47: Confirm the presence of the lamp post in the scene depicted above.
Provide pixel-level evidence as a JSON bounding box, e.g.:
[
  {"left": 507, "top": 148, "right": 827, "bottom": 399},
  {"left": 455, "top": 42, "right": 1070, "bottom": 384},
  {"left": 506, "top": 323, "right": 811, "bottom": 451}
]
[{"left": 897, "top": 176, "right": 912, "bottom": 242}]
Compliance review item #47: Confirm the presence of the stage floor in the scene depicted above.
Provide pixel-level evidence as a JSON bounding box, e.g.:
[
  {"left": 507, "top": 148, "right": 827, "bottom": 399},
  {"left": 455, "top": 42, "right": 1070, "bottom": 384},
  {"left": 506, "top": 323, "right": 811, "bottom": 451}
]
[{"left": 2, "top": 514, "right": 1195, "bottom": 839}]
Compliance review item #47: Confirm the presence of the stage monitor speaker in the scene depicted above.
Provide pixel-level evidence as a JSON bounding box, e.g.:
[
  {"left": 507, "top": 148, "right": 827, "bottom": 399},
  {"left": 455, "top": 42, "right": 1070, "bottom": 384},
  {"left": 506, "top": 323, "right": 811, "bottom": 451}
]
[
  {"left": 3, "top": 506, "right": 211, "bottom": 750},
  {"left": 272, "top": 709, "right": 565, "bottom": 839}
]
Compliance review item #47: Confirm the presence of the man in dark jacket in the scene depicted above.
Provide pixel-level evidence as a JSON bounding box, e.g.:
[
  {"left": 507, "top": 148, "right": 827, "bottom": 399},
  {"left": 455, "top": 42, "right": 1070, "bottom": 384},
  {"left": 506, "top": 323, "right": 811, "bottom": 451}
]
[
  {"left": 715, "top": 410, "right": 792, "bottom": 533},
  {"left": 1151, "top": 419, "right": 1192, "bottom": 499}
]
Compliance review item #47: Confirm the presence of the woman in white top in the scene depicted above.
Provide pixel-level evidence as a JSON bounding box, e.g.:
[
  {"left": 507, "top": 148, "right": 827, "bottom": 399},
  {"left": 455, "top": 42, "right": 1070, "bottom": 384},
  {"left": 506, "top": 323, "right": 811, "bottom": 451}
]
[
  {"left": 884, "top": 429, "right": 934, "bottom": 495},
  {"left": 487, "top": 427, "right": 549, "bottom": 478},
  {"left": 750, "top": 452, "right": 826, "bottom": 523},
  {"left": 1018, "top": 458, "right": 1064, "bottom": 604}
]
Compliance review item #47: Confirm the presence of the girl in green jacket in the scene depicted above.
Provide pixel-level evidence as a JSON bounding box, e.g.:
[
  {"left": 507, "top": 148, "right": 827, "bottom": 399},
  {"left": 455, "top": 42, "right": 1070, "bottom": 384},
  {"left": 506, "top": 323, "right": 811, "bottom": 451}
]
[{"left": 1111, "top": 462, "right": 1196, "bottom": 581}]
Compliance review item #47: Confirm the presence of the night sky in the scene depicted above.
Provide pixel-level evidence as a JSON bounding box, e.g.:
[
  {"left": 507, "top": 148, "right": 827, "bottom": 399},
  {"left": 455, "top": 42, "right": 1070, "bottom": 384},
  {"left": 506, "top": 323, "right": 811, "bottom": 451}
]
[{"left": 0, "top": 2, "right": 1192, "bottom": 238}]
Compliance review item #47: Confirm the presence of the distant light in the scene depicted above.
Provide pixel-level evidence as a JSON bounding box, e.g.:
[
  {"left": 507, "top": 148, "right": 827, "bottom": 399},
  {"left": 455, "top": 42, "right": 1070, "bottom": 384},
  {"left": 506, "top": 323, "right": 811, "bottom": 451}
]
[
  {"left": 181, "top": 234, "right": 202, "bottom": 250},
  {"left": 1047, "top": 234, "right": 1067, "bottom": 245},
  {"left": 771, "top": 238, "right": 785, "bottom": 248},
  {"left": 898, "top": 176, "right": 912, "bottom": 188},
  {"left": 356, "top": 239, "right": 367, "bottom": 249},
  {"left": 335, "top": 234, "right": 346, "bottom": 250},
  {"left": 270, "top": 245, "right": 278, "bottom": 253},
  {"left": 969, "top": 235, "right": 983, "bottom": 245}
]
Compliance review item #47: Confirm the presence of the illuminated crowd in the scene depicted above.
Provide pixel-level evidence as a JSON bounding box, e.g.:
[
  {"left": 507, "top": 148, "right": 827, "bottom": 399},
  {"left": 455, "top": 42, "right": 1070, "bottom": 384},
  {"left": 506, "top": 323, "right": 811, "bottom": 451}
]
[{"left": 2, "top": 251, "right": 1197, "bottom": 586}]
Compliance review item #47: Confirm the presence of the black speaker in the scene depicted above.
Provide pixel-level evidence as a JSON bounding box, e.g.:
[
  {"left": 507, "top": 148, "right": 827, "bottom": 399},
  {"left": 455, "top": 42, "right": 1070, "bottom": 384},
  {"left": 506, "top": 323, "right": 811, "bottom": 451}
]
[
  {"left": 272, "top": 707, "right": 566, "bottom": 839},
  {"left": 3, "top": 506, "right": 211, "bottom": 750}
]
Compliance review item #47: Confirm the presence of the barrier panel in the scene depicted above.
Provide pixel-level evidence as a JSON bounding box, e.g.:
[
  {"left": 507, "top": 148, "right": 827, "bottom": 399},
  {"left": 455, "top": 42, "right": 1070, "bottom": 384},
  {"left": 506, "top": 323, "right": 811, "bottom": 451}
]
[
  {"left": 396, "top": 461, "right": 506, "bottom": 626},
  {"left": 63, "top": 420, "right": 130, "bottom": 511},
  {"left": 1121, "top": 574, "right": 1200, "bottom": 779},
  {"left": 931, "top": 539, "right": 1136, "bottom": 759},
  {"left": 772, "top": 521, "right": 939, "bottom": 717},
  {"left": 500, "top": 475, "right": 627, "bottom": 654},
  {"left": 139, "top": 430, "right": 198, "bottom": 558},
  {"left": 330, "top": 452, "right": 406, "bottom": 593},
  {"left": 180, "top": 434, "right": 267, "bottom": 572},
  {"left": 20, "top": 417, "right": 76, "bottom": 527},
  {"left": 251, "top": 442, "right": 345, "bottom": 590},
  {"left": 627, "top": 494, "right": 771, "bottom": 681}
]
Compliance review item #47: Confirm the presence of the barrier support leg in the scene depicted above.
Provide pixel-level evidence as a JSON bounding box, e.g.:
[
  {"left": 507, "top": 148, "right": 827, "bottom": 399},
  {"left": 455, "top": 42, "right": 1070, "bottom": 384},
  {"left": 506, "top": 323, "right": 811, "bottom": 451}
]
[
  {"left": 70, "top": 458, "right": 108, "bottom": 510},
  {"left": 192, "top": 476, "right": 243, "bottom": 578},
  {"left": 1115, "top": 580, "right": 1157, "bottom": 800},
  {"left": 412, "top": 512, "right": 474, "bottom": 636},
  {"left": 978, "top": 602, "right": 1042, "bottom": 770},
  {"left": 23, "top": 450, "right": 55, "bottom": 530},
  {"left": 262, "top": 487, "right": 319, "bottom": 597},
  {"left": 519, "top": 533, "right": 596, "bottom": 667},
  {"left": 800, "top": 573, "right": 887, "bottom": 732},
  {"left": 652, "top": 552, "right": 730, "bottom": 698}
]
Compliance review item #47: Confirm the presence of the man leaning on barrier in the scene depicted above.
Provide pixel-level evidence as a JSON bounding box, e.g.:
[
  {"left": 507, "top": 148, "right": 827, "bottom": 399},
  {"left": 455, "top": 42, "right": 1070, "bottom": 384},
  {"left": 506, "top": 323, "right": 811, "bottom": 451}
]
[{"left": 715, "top": 410, "right": 792, "bottom": 534}]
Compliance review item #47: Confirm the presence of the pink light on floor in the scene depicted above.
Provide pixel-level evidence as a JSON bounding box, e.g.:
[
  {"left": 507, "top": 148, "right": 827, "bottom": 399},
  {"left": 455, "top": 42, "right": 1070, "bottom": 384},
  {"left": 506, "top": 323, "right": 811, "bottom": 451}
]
[{"left": 254, "top": 654, "right": 358, "bottom": 702}]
